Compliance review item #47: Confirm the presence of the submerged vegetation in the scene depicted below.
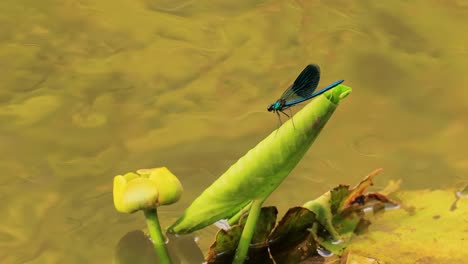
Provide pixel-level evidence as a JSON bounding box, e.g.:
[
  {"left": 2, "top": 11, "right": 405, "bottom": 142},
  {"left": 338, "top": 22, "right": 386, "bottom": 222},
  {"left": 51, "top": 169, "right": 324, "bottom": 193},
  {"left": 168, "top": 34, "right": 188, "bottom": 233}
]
[
  {"left": 111, "top": 83, "right": 467, "bottom": 263},
  {"left": 114, "top": 84, "right": 356, "bottom": 263},
  {"left": 204, "top": 168, "right": 398, "bottom": 263}
]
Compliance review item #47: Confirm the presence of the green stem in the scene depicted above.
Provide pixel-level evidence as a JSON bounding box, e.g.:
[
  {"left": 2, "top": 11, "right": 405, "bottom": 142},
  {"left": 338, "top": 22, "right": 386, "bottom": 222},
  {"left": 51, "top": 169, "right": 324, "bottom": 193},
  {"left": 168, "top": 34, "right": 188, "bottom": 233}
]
[
  {"left": 233, "top": 199, "right": 264, "bottom": 264},
  {"left": 228, "top": 201, "right": 252, "bottom": 226},
  {"left": 144, "top": 209, "right": 172, "bottom": 264}
]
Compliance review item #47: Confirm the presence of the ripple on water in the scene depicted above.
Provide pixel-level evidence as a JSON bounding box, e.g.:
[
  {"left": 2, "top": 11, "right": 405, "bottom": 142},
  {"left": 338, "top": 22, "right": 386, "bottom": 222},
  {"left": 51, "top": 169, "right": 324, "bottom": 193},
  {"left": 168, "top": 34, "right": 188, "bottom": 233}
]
[
  {"left": 0, "top": 95, "right": 62, "bottom": 127},
  {"left": 350, "top": 134, "right": 386, "bottom": 157}
]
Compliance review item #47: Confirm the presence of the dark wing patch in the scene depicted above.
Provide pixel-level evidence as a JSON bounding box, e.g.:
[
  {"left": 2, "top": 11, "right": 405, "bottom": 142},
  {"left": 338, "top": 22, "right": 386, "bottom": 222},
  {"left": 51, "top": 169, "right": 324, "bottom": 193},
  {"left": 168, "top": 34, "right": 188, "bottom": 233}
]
[{"left": 280, "top": 64, "right": 321, "bottom": 102}]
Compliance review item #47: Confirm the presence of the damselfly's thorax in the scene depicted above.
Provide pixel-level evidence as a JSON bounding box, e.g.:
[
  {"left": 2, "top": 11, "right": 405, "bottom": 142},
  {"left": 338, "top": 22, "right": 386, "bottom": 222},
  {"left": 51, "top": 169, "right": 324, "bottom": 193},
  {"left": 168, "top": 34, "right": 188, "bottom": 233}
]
[{"left": 267, "top": 99, "right": 286, "bottom": 112}]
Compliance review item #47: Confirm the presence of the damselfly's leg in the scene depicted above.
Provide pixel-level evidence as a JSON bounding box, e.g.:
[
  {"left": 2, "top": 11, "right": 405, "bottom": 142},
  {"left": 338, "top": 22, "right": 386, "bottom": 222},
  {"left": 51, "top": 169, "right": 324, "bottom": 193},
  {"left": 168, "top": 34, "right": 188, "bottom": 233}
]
[
  {"left": 280, "top": 110, "right": 290, "bottom": 118},
  {"left": 276, "top": 111, "right": 283, "bottom": 126},
  {"left": 280, "top": 110, "right": 295, "bottom": 129},
  {"left": 288, "top": 108, "right": 295, "bottom": 129},
  {"left": 275, "top": 111, "right": 282, "bottom": 134}
]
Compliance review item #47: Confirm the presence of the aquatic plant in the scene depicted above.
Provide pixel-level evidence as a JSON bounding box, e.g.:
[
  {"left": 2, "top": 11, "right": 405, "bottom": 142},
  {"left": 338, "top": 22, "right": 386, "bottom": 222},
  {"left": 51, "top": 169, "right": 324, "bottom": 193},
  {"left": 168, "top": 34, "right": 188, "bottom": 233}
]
[
  {"left": 168, "top": 84, "right": 351, "bottom": 263},
  {"left": 204, "top": 169, "right": 397, "bottom": 263},
  {"left": 113, "top": 167, "right": 183, "bottom": 264},
  {"left": 112, "top": 84, "right": 407, "bottom": 264}
]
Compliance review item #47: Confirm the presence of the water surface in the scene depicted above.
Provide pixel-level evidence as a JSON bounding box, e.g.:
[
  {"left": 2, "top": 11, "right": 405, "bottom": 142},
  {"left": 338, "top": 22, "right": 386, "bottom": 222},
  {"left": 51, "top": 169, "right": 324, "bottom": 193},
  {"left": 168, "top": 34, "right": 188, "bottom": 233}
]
[{"left": 0, "top": 0, "right": 467, "bottom": 263}]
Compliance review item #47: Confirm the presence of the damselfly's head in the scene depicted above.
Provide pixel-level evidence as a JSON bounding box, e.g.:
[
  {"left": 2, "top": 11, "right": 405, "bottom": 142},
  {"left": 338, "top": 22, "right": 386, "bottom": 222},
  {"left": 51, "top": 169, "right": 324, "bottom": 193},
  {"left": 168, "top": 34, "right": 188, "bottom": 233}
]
[
  {"left": 268, "top": 100, "right": 284, "bottom": 112},
  {"left": 267, "top": 103, "right": 275, "bottom": 112}
]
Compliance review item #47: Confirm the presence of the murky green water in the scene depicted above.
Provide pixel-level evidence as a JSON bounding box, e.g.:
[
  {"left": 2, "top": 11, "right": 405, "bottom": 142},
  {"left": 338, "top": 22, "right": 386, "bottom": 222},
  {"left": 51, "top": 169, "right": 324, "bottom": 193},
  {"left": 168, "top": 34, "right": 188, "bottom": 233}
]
[{"left": 0, "top": 0, "right": 467, "bottom": 263}]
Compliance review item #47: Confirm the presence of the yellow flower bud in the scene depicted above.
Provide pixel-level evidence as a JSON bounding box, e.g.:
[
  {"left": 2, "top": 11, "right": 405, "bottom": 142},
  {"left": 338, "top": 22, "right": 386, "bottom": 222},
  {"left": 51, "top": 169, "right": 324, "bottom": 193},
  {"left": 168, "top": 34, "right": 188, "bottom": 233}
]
[
  {"left": 113, "top": 167, "right": 183, "bottom": 213},
  {"left": 144, "top": 167, "right": 183, "bottom": 206}
]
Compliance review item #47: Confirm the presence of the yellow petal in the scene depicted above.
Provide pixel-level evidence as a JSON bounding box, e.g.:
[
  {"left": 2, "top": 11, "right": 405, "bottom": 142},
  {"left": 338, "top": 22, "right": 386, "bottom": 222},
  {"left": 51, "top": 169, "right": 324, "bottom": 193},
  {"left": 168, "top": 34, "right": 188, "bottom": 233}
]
[
  {"left": 113, "top": 175, "right": 128, "bottom": 213},
  {"left": 123, "top": 172, "right": 140, "bottom": 181},
  {"left": 120, "top": 178, "right": 159, "bottom": 213},
  {"left": 148, "top": 167, "right": 183, "bottom": 206}
]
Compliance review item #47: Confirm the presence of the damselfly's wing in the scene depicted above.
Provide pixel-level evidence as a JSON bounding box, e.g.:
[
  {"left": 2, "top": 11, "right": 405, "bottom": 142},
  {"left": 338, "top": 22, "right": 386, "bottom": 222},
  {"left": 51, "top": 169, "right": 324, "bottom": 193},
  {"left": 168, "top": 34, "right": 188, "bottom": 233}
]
[{"left": 280, "top": 64, "right": 321, "bottom": 103}]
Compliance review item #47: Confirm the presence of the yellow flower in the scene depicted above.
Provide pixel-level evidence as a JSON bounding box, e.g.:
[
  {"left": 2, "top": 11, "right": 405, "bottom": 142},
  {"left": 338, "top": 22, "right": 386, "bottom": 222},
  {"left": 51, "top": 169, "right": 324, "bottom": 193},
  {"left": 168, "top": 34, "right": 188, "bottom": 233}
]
[{"left": 113, "top": 167, "right": 183, "bottom": 213}]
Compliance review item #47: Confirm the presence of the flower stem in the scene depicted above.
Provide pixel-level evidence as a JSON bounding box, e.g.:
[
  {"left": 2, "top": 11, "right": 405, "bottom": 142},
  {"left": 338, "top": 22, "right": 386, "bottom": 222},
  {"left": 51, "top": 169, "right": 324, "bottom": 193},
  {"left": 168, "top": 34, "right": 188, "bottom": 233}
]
[
  {"left": 233, "top": 199, "right": 264, "bottom": 264},
  {"left": 228, "top": 201, "right": 252, "bottom": 226},
  {"left": 144, "top": 209, "right": 172, "bottom": 264}
]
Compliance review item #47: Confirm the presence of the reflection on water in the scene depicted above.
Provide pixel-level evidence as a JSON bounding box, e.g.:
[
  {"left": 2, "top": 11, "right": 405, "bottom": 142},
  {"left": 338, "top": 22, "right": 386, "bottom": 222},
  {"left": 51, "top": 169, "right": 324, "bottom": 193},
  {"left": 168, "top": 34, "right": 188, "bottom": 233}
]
[{"left": 0, "top": 0, "right": 467, "bottom": 262}]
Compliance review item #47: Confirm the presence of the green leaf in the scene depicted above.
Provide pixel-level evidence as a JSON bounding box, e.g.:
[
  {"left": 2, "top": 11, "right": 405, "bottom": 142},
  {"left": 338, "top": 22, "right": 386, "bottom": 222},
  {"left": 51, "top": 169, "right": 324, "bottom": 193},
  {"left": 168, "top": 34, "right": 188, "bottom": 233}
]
[
  {"left": 304, "top": 168, "right": 398, "bottom": 256},
  {"left": 206, "top": 207, "right": 318, "bottom": 264},
  {"left": 269, "top": 207, "right": 316, "bottom": 251},
  {"left": 303, "top": 191, "right": 341, "bottom": 242},
  {"left": 169, "top": 85, "right": 352, "bottom": 234},
  {"left": 250, "top": 207, "right": 278, "bottom": 245},
  {"left": 206, "top": 207, "right": 277, "bottom": 264},
  {"left": 206, "top": 226, "right": 243, "bottom": 263},
  {"left": 330, "top": 185, "right": 351, "bottom": 215},
  {"left": 202, "top": 170, "right": 398, "bottom": 263},
  {"left": 268, "top": 207, "right": 317, "bottom": 263}
]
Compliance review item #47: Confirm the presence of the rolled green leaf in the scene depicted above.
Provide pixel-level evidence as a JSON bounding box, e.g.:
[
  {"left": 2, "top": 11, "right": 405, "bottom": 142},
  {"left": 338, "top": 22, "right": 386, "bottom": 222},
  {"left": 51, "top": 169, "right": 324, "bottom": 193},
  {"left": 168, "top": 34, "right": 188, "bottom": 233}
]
[{"left": 169, "top": 85, "right": 352, "bottom": 234}]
